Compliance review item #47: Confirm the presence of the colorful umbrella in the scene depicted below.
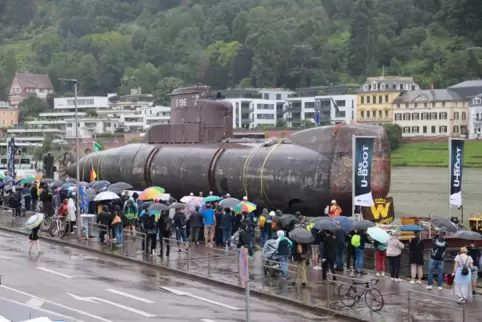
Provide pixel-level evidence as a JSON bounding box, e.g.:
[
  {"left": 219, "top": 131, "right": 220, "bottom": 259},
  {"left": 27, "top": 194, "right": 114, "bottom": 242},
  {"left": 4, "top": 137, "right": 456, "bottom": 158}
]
[
  {"left": 367, "top": 226, "right": 390, "bottom": 243},
  {"left": 399, "top": 224, "right": 424, "bottom": 232},
  {"left": 61, "top": 182, "right": 75, "bottom": 190},
  {"left": 203, "top": 195, "right": 222, "bottom": 203},
  {"left": 139, "top": 186, "right": 165, "bottom": 201},
  {"left": 233, "top": 201, "right": 257, "bottom": 214},
  {"left": 0, "top": 173, "right": 5, "bottom": 179},
  {"left": 25, "top": 213, "right": 45, "bottom": 230}
]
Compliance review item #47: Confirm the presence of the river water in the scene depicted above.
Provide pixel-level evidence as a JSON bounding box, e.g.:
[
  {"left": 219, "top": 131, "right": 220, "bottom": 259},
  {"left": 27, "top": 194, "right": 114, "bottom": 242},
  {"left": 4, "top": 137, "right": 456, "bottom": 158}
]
[{"left": 391, "top": 167, "right": 482, "bottom": 224}]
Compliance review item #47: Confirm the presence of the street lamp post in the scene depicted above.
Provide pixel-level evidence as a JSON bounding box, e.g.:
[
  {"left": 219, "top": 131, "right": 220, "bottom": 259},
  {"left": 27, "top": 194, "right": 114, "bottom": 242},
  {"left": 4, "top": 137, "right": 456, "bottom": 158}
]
[{"left": 58, "top": 78, "right": 81, "bottom": 237}]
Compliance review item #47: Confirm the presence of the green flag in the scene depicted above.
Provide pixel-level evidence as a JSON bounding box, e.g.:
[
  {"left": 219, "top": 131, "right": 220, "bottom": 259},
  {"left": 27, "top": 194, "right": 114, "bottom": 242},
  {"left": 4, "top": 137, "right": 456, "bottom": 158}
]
[{"left": 93, "top": 141, "right": 103, "bottom": 152}]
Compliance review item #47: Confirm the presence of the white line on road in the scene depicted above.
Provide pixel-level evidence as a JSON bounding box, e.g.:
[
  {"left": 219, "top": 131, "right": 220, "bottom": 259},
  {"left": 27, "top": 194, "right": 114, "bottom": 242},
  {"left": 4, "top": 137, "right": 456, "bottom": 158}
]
[
  {"left": 0, "top": 285, "right": 113, "bottom": 322},
  {"left": 0, "top": 255, "right": 11, "bottom": 260},
  {"left": 26, "top": 297, "right": 44, "bottom": 308},
  {"left": 0, "top": 295, "right": 85, "bottom": 322},
  {"left": 36, "top": 266, "right": 73, "bottom": 279},
  {"left": 161, "top": 287, "right": 240, "bottom": 310},
  {"left": 200, "top": 320, "right": 217, "bottom": 322},
  {"left": 68, "top": 293, "right": 156, "bottom": 318},
  {"left": 105, "top": 289, "right": 155, "bottom": 304}
]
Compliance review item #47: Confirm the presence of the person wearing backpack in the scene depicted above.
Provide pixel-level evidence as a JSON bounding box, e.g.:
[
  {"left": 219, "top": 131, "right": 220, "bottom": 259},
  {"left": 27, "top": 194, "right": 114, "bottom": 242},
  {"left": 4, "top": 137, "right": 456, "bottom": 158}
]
[
  {"left": 173, "top": 208, "right": 188, "bottom": 253},
  {"left": 144, "top": 213, "right": 158, "bottom": 255},
  {"left": 259, "top": 208, "right": 268, "bottom": 246},
  {"left": 386, "top": 231, "right": 404, "bottom": 281},
  {"left": 345, "top": 230, "right": 357, "bottom": 272},
  {"left": 452, "top": 247, "right": 473, "bottom": 303},
  {"left": 157, "top": 211, "right": 171, "bottom": 257},
  {"left": 351, "top": 229, "right": 370, "bottom": 275},
  {"left": 374, "top": 240, "right": 387, "bottom": 276}
]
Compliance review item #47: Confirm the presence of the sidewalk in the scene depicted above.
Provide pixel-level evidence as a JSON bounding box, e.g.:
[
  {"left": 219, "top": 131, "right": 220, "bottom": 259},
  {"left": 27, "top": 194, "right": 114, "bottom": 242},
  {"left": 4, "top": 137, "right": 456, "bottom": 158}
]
[{"left": 2, "top": 214, "right": 480, "bottom": 321}]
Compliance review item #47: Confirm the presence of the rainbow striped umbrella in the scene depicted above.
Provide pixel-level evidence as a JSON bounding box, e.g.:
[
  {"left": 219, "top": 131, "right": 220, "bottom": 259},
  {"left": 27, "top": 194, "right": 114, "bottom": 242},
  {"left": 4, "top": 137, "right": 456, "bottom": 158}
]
[
  {"left": 233, "top": 201, "right": 257, "bottom": 214},
  {"left": 139, "top": 186, "right": 165, "bottom": 201}
]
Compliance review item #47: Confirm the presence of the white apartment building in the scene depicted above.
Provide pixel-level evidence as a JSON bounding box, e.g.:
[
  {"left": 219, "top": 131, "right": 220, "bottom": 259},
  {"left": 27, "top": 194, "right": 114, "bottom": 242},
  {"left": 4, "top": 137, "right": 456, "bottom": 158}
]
[
  {"left": 222, "top": 89, "right": 292, "bottom": 129},
  {"left": 64, "top": 117, "right": 120, "bottom": 139},
  {"left": 54, "top": 96, "right": 110, "bottom": 111},
  {"left": 392, "top": 89, "right": 469, "bottom": 137},
  {"left": 468, "top": 94, "right": 482, "bottom": 139},
  {"left": 2, "top": 128, "right": 64, "bottom": 147},
  {"left": 284, "top": 95, "right": 357, "bottom": 127}
]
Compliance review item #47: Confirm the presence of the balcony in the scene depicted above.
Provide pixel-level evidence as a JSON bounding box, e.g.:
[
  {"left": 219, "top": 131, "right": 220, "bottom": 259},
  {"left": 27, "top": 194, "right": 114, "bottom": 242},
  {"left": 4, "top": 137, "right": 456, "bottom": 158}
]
[{"left": 283, "top": 106, "right": 302, "bottom": 113}]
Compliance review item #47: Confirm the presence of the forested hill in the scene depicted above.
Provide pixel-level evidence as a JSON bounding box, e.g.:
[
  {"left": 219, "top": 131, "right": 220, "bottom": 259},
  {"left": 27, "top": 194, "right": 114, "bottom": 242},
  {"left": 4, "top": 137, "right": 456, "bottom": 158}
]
[{"left": 0, "top": 0, "right": 481, "bottom": 105}]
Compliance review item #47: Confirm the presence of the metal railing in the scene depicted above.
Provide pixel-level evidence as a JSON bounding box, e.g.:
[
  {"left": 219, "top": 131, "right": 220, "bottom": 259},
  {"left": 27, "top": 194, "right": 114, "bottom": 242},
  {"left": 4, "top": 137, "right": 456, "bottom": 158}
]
[{"left": 407, "top": 289, "right": 466, "bottom": 322}]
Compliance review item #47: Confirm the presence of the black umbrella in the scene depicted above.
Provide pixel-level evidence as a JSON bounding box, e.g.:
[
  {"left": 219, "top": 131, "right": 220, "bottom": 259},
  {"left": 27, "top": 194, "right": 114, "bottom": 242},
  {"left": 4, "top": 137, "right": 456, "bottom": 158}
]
[
  {"left": 148, "top": 203, "right": 169, "bottom": 212},
  {"left": 431, "top": 217, "right": 457, "bottom": 233},
  {"left": 92, "top": 180, "right": 110, "bottom": 193},
  {"left": 314, "top": 219, "right": 338, "bottom": 231},
  {"left": 289, "top": 227, "right": 315, "bottom": 244},
  {"left": 454, "top": 230, "right": 482, "bottom": 240},
  {"left": 350, "top": 220, "right": 375, "bottom": 230},
  {"left": 219, "top": 197, "right": 241, "bottom": 208},
  {"left": 50, "top": 180, "right": 64, "bottom": 189},
  {"left": 141, "top": 201, "right": 154, "bottom": 210},
  {"left": 40, "top": 178, "right": 54, "bottom": 185},
  {"left": 107, "top": 182, "right": 133, "bottom": 191},
  {"left": 169, "top": 202, "right": 187, "bottom": 209},
  {"left": 277, "top": 214, "right": 297, "bottom": 231}
]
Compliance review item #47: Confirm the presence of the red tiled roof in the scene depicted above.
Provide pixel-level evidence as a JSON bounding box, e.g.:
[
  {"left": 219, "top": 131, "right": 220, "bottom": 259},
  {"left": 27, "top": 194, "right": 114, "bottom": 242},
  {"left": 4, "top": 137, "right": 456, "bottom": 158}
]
[{"left": 14, "top": 73, "right": 54, "bottom": 90}]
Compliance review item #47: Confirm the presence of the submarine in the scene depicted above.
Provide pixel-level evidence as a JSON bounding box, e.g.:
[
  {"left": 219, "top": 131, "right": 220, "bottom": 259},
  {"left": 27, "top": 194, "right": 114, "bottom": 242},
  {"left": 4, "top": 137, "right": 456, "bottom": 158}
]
[{"left": 68, "top": 86, "right": 391, "bottom": 216}]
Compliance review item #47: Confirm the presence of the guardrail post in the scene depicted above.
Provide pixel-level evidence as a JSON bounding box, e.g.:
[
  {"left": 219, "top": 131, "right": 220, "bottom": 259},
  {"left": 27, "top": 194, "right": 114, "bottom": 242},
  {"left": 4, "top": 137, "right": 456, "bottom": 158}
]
[
  {"left": 462, "top": 302, "right": 466, "bottom": 322},
  {"left": 407, "top": 290, "right": 411, "bottom": 322},
  {"left": 208, "top": 247, "right": 212, "bottom": 277}
]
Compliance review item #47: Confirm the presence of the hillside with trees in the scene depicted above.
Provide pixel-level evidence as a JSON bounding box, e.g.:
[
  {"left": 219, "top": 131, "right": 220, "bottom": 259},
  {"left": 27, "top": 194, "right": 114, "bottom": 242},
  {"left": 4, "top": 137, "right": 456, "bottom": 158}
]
[{"left": 0, "top": 0, "right": 480, "bottom": 105}]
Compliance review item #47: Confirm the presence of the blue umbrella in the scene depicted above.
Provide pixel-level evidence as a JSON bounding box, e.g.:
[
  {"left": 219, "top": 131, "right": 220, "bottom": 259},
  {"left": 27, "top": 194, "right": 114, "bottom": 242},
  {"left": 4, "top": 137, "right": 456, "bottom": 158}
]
[
  {"left": 203, "top": 195, "right": 222, "bottom": 203},
  {"left": 333, "top": 216, "right": 352, "bottom": 231},
  {"left": 60, "top": 182, "right": 75, "bottom": 190},
  {"left": 399, "top": 224, "right": 424, "bottom": 232}
]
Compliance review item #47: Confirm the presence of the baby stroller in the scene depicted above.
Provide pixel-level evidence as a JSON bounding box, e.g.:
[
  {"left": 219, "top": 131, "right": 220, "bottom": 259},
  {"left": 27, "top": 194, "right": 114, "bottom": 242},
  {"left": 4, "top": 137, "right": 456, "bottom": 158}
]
[{"left": 262, "top": 239, "right": 282, "bottom": 277}]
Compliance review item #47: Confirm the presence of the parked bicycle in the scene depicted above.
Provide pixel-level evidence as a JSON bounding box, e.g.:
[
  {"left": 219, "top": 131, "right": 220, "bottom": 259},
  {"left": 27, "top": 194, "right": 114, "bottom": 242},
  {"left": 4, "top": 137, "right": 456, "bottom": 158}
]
[
  {"left": 49, "top": 216, "right": 66, "bottom": 238},
  {"left": 337, "top": 278, "right": 384, "bottom": 312}
]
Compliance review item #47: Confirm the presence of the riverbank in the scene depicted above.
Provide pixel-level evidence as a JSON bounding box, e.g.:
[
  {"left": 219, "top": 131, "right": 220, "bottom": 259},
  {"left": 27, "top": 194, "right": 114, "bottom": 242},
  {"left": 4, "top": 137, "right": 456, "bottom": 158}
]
[{"left": 391, "top": 140, "right": 482, "bottom": 167}]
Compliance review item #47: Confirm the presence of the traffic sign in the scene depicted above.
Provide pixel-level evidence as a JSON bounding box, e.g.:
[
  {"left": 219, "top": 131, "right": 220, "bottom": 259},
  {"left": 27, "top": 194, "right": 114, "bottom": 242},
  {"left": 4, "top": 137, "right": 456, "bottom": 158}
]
[{"left": 239, "top": 246, "right": 248, "bottom": 288}]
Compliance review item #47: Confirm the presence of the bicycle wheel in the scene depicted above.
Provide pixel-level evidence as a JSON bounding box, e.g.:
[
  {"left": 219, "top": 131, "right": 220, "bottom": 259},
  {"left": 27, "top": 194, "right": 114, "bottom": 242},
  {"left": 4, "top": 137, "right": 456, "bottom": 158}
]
[
  {"left": 58, "top": 229, "right": 66, "bottom": 239},
  {"left": 364, "top": 288, "right": 384, "bottom": 312},
  {"left": 50, "top": 222, "right": 59, "bottom": 236},
  {"left": 340, "top": 285, "right": 358, "bottom": 307},
  {"left": 40, "top": 217, "right": 52, "bottom": 232}
]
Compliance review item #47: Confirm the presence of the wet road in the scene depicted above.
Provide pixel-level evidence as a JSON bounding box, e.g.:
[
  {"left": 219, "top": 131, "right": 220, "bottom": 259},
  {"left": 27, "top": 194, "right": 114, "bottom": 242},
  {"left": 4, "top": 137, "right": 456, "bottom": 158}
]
[{"left": 0, "top": 232, "right": 331, "bottom": 322}]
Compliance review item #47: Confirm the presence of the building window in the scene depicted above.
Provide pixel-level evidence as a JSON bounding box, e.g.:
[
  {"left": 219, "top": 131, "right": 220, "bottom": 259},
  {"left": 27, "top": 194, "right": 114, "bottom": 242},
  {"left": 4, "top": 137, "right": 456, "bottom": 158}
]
[
  {"left": 372, "top": 83, "right": 378, "bottom": 90},
  {"left": 473, "top": 98, "right": 481, "bottom": 105},
  {"left": 423, "top": 103, "right": 427, "bottom": 107},
  {"left": 1, "top": 120, "right": 4, "bottom": 125},
  {"left": 423, "top": 126, "right": 427, "bottom": 133},
  {"left": 392, "top": 84, "right": 397, "bottom": 89},
  {"left": 403, "top": 113, "right": 411, "bottom": 120},
  {"left": 430, "top": 112, "right": 437, "bottom": 120},
  {"left": 378, "top": 96, "right": 383, "bottom": 104},
  {"left": 276, "top": 94, "right": 281, "bottom": 100},
  {"left": 439, "top": 126, "right": 447, "bottom": 133},
  {"left": 405, "top": 103, "right": 409, "bottom": 108},
  {"left": 412, "top": 113, "right": 420, "bottom": 120},
  {"left": 263, "top": 93, "right": 269, "bottom": 99},
  {"left": 396, "top": 104, "right": 400, "bottom": 108},
  {"left": 385, "top": 95, "right": 389, "bottom": 103},
  {"left": 439, "top": 112, "right": 448, "bottom": 120},
  {"left": 453, "top": 125, "right": 459, "bottom": 133},
  {"left": 414, "top": 103, "right": 418, "bottom": 108},
  {"left": 421, "top": 113, "right": 429, "bottom": 120},
  {"left": 380, "top": 83, "right": 386, "bottom": 90},
  {"left": 412, "top": 126, "right": 419, "bottom": 134},
  {"left": 461, "top": 125, "right": 467, "bottom": 134},
  {"left": 394, "top": 113, "right": 402, "bottom": 121},
  {"left": 385, "top": 110, "right": 388, "bottom": 118},
  {"left": 256, "top": 113, "right": 274, "bottom": 120},
  {"left": 372, "top": 110, "right": 377, "bottom": 119},
  {"left": 454, "top": 112, "right": 459, "bottom": 120},
  {"left": 377, "top": 110, "right": 381, "bottom": 119},
  {"left": 373, "top": 96, "right": 376, "bottom": 104},
  {"left": 431, "top": 126, "right": 436, "bottom": 133},
  {"left": 442, "top": 101, "right": 446, "bottom": 107},
  {"left": 367, "top": 96, "right": 371, "bottom": 104},
  {"left": 335, "top": 100, "right": 346, "bottom": 107},
  {"left": 361, "top": 96, "right": 365, "bottom": 104},
  {"left": 363, "top": 84, "right": 369, "bottom": 91},
  {"left": 360, "top": 111, "right": 365, "bottom": 119},
  {"left": 67, "top": 123, "right": 73, "bottom": 127},
  {"left": 367, "top": 111, "right": 371, "bottom": 118},
  {"left": 462, "top": 112, "right": 466, "bottom": 120},
  {"left": 403, "top": 127, "right": 411, "bottom": 134}
]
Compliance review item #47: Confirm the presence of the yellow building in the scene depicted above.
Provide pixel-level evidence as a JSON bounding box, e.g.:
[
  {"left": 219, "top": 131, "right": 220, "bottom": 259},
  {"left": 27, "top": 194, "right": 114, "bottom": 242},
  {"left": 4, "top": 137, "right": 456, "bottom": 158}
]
[
  {"left": 0, "top": 102, "right": 18, "bottom": 128},
  {"left": 356, "top": 76, "right": 420, "bottom": 124}
]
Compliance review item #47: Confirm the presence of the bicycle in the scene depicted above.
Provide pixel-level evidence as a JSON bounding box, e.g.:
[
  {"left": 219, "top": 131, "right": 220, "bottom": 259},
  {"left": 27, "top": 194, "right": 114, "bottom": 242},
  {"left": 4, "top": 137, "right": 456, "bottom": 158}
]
[
  {"left": 337, "top": 278, "right": 384, "bottom": 312},
  {"left": 49, "top": 216, "right": 66, "bottom": 238}
]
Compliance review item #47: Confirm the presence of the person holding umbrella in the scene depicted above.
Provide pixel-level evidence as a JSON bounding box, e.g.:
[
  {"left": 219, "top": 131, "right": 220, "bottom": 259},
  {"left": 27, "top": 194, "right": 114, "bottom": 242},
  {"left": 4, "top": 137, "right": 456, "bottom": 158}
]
[
  {"left": 26, "top": 213, "right": 44, "bottom": 254},
  {"left": 289, "top": 227, "right": 315, "bottom": 286}
]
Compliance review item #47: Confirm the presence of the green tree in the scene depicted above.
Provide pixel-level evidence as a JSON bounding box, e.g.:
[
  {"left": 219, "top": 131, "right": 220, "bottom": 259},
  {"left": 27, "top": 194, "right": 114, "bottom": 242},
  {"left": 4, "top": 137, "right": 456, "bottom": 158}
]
[
  {"left": 383, "top": 124, "right": 403, "bottom": 151},
  {"left": 19, "top": 97, "right": 51, "bottom": 122},
  {"left": 154, "top": 77, "right": 184, "bottom": 106}
]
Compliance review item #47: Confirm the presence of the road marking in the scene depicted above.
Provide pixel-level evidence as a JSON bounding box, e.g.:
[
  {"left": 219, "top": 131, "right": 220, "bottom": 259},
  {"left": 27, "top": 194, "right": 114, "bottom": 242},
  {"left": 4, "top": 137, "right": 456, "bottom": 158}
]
[
  {"left": 160, "top": 287, "right": 240, "bottom": 310},
  {"left": 0, "top": 294, "right": 85, "bottom": 322},
  {"left": 0, "top": 285, "right": 112, "bottom": 322},
  {"left": 200, "top": 320, "right": 217, "bottom": 322},
  {"left": 36, "top": 266, "right": 73, "bottom": 279},
  {"left": 26, "top": 297, "right": 44, "bottom": 308},
  {"left": 0, "top": 255, "right": 11, "bottom": 260},
  {"left": 105, "top": 289, "right": 155, "bottom": 304},
  {"left": 68, "top": 293, "right": 155, "bottom": 318}
]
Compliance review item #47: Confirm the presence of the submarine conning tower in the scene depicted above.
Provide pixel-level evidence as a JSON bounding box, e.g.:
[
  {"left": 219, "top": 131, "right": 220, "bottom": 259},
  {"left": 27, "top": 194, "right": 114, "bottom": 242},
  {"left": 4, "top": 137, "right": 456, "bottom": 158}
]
[{"left": 144, "top": 86, "right": 233, "bottom": 144}]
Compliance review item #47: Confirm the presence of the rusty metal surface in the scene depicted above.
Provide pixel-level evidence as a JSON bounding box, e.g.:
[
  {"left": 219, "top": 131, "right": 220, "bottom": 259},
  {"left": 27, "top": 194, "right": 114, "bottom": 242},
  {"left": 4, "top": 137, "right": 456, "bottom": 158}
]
[{"left": 71, "top": 124, "right": 391, "bottom": 216}]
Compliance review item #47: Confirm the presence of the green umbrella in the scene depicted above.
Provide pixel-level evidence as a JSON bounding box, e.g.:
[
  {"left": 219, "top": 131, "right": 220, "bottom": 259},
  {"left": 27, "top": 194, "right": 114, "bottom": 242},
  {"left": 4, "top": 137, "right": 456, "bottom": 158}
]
[
  {"left": 0, "top": 173, "right": 4, "bottom": 180},
  {"left": 20, "top": 176, "right": 37, "bottom": 184}
]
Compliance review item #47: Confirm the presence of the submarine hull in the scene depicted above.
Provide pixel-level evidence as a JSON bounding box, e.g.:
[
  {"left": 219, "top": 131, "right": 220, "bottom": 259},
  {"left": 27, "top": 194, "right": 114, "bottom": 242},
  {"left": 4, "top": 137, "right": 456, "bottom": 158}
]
[{"left": 73, "top": 124, "right": 391, "bottom": 216}]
